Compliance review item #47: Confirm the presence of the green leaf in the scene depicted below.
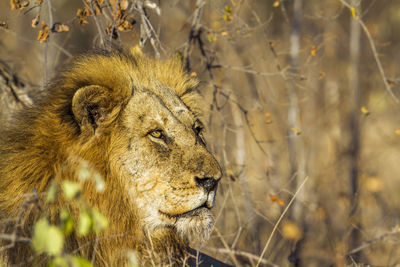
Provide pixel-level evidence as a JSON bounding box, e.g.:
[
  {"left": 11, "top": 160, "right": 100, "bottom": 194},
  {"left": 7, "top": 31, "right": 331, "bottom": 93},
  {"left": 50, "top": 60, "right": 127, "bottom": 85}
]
[
  {"left": 93, "top": 173, "right": 105, "bottom": 192},
  {"left": 32, "top": 218, "right": 64, "bottom": 256},
  {"left": 224, "top": 5, "right": 232, "bottom": 13},
  {"left": 207, "top": 33, "right": 216, "bottom": 43},
  {"left": 71, "top": 256, "right": 93, "bottom": 267},
  {"left": 92, "top": 209, "right": 108, "bottom": 234},
  {"left": 78, "top": 209, "right": 92, "bottom": 236},
  {"left": 49, "top": 257, "right": 69, "bottom": 267},
  {"left": 60, "top": 209, "right": 74, "bottom": 235},
  {"left": 78, "top": 168, "right": 91, "bottom": 181},
  {"left": 62, "top": 180, "right": 81, "bottom": 200},
  {"left": 47, "top": 182, "right": 58, "bottom": 203}
]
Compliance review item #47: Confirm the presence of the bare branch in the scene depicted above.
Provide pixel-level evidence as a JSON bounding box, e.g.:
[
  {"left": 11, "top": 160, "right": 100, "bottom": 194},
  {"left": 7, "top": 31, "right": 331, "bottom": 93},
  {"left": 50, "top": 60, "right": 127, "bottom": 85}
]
[
  {"left": 347, "top": 227, "right": 400, "bottom": 256},
  {"left": 209, "top": 247, "right": 278, "bottom": 267},
  {"left": 183, "top": 0, "right": 205, "bottom": 71},
  {"left": 340, "top": 0, "right": 399, "bottom": 103}
]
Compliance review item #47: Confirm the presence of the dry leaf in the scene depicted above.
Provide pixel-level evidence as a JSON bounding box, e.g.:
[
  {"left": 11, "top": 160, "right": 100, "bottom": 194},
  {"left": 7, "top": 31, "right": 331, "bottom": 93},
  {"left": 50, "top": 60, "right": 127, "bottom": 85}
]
[
  {"left": 10, "top": 0, "right": 30, "bottom": 10},
  {"left": 269, "top": 194, "right": 284, "bottom": 205},
  {"left": 310, "top": 45, "right": 317, "bottom": 56},
  {"left": 282, "top": 221, "right": 302, "bottom": 241},
  {"left": 291, "top": 127, "right": 302, "bottom": 136},
  {"left": 265, "top": 112, "right": 273, "bottom": 124},
  {"left": 395, "top": 129, "right": 400, "bottom": 136},
  {"left": 225, "top": 168, "right": 237, "bottom": 181},
  {"left": 37, "top": 21, "right": 50, "bottom": 43},
  {"left": 53, "top": 23, "right": 70, "bottom": 33},
  {"left": 222, "top": 13, "right": 233, "bottom": 22},
  {"left": 117, "top": 19, "right": 134, "bottom": 31},
  {"left": 365, "top": 177, "right": 383, "bottom": 193},
  {"left": 387, "top": 79, "right": 396, "bottom": 88},
  {"left": 0, "top": 21, "right": 8, "bottom": 29},
  {"left": 106, "top": 23, "right": 119, "bottom": 39},
  {"left": 35, "top": 0, "right": 42, "bottom": 4},
  {"left": 120, "top": 0, "right": 129, "bottom": 10},
  {"left": 32, "top": 14, "right": 40, "bottom": 28},
  {"left": 76, "top": 8, "right": 89, "bottom": 25},
  {"left": 190, "top": 72, "right": 197, "bottom": 78}
]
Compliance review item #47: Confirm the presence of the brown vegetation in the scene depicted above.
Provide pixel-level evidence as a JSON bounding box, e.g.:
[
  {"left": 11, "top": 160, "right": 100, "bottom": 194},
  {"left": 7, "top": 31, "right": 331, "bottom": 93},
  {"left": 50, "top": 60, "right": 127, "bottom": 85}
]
[{"left": 1, "top": 0, "right": 400, "bottom": 266}]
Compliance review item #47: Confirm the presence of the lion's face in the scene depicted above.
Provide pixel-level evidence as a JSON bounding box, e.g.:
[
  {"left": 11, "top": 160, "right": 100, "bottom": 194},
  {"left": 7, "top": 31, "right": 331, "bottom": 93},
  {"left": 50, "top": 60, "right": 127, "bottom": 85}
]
[{"left": 110, "top": 87, "right": 221, "bottom": 241}]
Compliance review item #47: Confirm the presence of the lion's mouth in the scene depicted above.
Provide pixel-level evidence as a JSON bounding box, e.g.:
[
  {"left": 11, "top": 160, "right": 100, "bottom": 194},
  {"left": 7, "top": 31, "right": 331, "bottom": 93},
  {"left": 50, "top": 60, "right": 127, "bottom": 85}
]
[
  {"left": 159, "top": 191, "right": 216, "bottom": 219},
  {"left": 159, "top": 202, "right": 210, "bottom": 219}
]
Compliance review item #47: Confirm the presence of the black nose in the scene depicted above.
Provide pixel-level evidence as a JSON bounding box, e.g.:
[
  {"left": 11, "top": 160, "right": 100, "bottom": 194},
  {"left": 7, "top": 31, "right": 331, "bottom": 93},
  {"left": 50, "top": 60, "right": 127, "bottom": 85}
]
[{"left": 195, "top": 177, "right": 218, "bottom": 192}]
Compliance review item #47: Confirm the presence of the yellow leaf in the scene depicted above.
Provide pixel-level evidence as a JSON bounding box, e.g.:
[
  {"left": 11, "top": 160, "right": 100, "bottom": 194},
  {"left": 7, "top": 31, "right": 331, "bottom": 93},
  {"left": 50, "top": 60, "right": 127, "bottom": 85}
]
[
  {"left": 395, "top": 129, "right": 400, "bottom": 136},
  {"left": 37, "top": 21, "right": 50, "bottom": 43},
  {"left": 310, "top": 45, "right": 317, "bottom": 56},
  {"left": 361, "top": 106, "right": 370, "bottom": 116},
  {"left": 365, "top": 177, "right": 383, "bottom": 193},
  {"left": 31, "top": 14, "right": 39, "bottom": 28},
  {"left": 282, "top": 221, "right": 302, "bottom": 241},
  {"left": 224, "top": 5, "right": 232, "bottom": 13},
  {"left": 222, "top": 13, "right": 233, "bottom": 22},
  {"left": 120, "top": 0, "right": 129, "bottom": 10},
  {"left": 53, "top": 23, "right": 70, "bottom": 33},
  {"left": 130, "top": 44, "right": 143, "bottom": 56},
  {"left": 273, "top": 1, "right": 279, "bottom": 7},
  {"left": 207, "top": 33, "right": 216, "bottom": 43},
  {"left": 291, "top": 127, "right": 302, "bottom": 136},
  {"left": 350, "top": 7, "right": 358, "bottom": 20},
  {"left": 221, "top": 31, "right": 228, "bottom": 36},
  {"left": 265, "top": 112, "right": 273, "bottom": 124}
]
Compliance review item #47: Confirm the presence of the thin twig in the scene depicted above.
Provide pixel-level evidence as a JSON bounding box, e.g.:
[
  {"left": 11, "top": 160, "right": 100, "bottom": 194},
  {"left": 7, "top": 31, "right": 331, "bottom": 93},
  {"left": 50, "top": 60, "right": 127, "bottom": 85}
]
[
  {"left": 108, "top": 0, "right": 119, "bottom": 51},
  {"left": 43, "top": 0, "right": 54, "bottom": 89},
  {"left": 209, "top": 247, "right": 278, "bottom": 267},
  {"left": 134, "top": 0, "right": 164, "bottom": 59},
  {"left": 214, "top": 227, "right": 240, "bottom": 266},
  {"left": 85, "top": 0, "right": 105, "bottom": 49},
  {"left": 256, "top": 176, "right": 309, "bottom": 267},
  {"left": 183, "top": 0, "right": 205, "bottom": 71},
  {"left": 339, "top": 0, "right": 399, "bottom": 103},
  {"left": 213, "top": 64, "right": 285, "bottom": 77},
  {"left": 347, "top": 227, "right": 400, "bottom": 255}
]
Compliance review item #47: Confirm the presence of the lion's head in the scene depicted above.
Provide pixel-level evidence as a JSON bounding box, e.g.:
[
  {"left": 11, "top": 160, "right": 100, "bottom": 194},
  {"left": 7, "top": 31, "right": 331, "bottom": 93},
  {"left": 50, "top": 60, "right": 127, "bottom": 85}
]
[
  {"left": 0, "top": 51, "right": 222, "bottom": 265},
  {"left": 112, "top": 89, "right": 221, "bottom": 240},
  {"left": 70, "top": 53, "right": 221, "bottom": 242}
]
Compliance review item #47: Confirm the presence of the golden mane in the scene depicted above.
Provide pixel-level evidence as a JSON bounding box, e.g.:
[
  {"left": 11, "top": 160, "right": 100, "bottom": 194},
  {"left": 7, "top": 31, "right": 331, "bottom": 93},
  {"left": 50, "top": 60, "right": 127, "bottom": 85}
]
[{"left": 0, "top": 51, "right": 210, "bottom": 265}]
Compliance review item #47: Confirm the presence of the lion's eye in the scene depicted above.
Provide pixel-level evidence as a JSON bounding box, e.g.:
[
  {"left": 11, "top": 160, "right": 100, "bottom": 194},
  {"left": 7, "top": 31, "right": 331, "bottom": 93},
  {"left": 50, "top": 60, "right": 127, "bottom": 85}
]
[{"left": 149, "top": 130, "right": 163, "bottom": 139}]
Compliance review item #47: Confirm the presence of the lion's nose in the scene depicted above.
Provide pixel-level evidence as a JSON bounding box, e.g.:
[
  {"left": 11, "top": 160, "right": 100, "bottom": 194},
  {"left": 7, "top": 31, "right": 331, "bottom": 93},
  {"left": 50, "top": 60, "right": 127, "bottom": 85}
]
[{"left": 195, "top": 177, "right": 218, "bottom": 192}]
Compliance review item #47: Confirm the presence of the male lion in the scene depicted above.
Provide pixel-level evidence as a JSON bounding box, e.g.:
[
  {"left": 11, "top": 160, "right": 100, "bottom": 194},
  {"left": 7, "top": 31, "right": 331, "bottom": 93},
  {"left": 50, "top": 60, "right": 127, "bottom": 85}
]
[{"left": 0, "top": 51, "right": 222, "bottom": 265}]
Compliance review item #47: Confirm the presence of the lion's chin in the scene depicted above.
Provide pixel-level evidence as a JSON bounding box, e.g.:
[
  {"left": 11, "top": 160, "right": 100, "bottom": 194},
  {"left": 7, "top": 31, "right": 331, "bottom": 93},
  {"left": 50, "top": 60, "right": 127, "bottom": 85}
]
[{"left": 174, "top": 207, "right": 214, "bottom": 243}]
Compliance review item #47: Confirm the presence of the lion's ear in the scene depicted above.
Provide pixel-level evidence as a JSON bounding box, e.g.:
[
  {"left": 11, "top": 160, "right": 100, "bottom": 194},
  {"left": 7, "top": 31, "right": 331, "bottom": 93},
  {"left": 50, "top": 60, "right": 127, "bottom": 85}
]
[{"left": 72, "top": 85, "right": 114, "bottom": 134}]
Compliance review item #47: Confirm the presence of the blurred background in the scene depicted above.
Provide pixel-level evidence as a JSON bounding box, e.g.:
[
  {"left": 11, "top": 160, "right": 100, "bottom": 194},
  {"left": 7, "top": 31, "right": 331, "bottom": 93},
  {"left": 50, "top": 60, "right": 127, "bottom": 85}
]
[{"left": 1, "top": 0, "right": 400, "bottom": 266}]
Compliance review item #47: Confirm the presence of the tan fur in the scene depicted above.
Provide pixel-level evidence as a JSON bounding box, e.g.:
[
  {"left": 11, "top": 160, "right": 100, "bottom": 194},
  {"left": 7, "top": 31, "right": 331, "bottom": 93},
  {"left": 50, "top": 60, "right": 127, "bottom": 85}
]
[{"left": 0, "top": 52, "right": 222, "bottom": 266}]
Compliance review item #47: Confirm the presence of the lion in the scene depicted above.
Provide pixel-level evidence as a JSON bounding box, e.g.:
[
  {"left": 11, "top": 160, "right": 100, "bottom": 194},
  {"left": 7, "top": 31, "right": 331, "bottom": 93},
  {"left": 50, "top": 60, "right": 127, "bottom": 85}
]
[{"left": 0, "top": 51, "right": 222, "bottom": 265}]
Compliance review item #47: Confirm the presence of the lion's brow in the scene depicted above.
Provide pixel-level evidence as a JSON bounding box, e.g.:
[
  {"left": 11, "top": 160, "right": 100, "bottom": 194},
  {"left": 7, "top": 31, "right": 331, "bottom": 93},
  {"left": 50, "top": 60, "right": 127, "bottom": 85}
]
[{"left": 144, "top": 88, "right": 195, "bottom": 126}]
